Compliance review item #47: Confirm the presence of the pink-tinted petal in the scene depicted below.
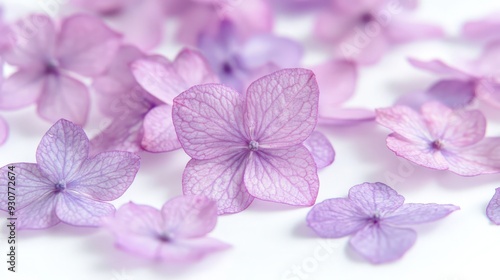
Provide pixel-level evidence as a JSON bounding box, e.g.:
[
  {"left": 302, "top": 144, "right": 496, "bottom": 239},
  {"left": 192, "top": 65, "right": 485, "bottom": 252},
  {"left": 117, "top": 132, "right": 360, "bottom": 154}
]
[
  {"left": 172, "top": 84, "right": 247, "bottom": 160},
  {"left": 376, "top": 105, "right": 430, "bottom": 143},
  {"left": 37, "top": 74, "right": 90, "bottom": 125},
  {"left": 347, "top": 182, "right": 404, "bottom": 217},
  {"left": 183, "top": 153, "right": 253, "bottom": 214},
  {"left": 408, "top": 58, "right": 473, "bottom": 80},
  {"left": 161, "top": 195, "right": 218, "bottom": 238},
  {"left": 245, "top": 145, "right": 319, "bottom": 206},
  {"left": 56, "top": 14, "right": 121, "bottom": 77},
  {"left": 141, "top": 105, "right": 180, "bottom": 153},
  {"left": 424, "top": 79, "right": 476, "bottom": 109},
  {"left": 15, "top": 192, "right": 60, "bottom": 229},
  {"left": 386, "top": 21, "right": 443, "bottom": 44},
  {"left": 306, "top": 198, "right": 368, "bottom": 238},
  {"left": 314, "top": 11, "right": 355, "bottom": 44},
  {"left": 349, "top": 224, "right": 417, "bottom": 264},
  {"left": 0, "top": 163, "right": 54, "bottom": 211},
  {"left": 384, "top": 203, "right": 459, "bottom": 225},
  {"left": 156, "top": 237, "right": 230, "bottom": 263},
  {"left": 487, "top": 188, "right": 500, "bottom": 225},
  {"left": 476, "top": 40, "right": 500, "bottom": 78},
  {"left": 36, "top": 119, "right": 89, "bottom": 183},
  {"left": 0, "top": 69, "right": 45, "bottom": 110},
  {"left": 303, "top": 131, "right": 335, "bottom": 169},
  {"left": 462, "top": 14, "right": 500, "bottom": 41},
  {"left": 318, "top": 108, "right": 375, "bottom": 125},
  {"left": 476, "top": 79, "right": 500, "bottom": 108},
  {"left": 0, "top": 117, "right": 7, "bottom": 145},
  {"left": 314, "top": 60, "right": 357, "bottom": 110},
  {"left": 56, "top": 193, "right": 115, "bottom": 226},
  {"left": 4, "top": 14, "right": 55, "bottom": 68},
  {"left": 443, "top": 138, "right": 500, "bottom": 176},
  {"left": 343, "top": 31, "right": 390, "bottom": 65},
  {"left": 245, "top": 68, "right": 319, "bottom": 148},
  {"left": 71, "top": 0, "right": 123, "bottom": 13},
  {"left": 173, "top": 48, "right": 219, "bottom": 86},
  {"left": 238, "top": 35, "right": 303, "bottom": 69},
  {"left": 69, "top": 151, "right": 140, "bottom": 201}
]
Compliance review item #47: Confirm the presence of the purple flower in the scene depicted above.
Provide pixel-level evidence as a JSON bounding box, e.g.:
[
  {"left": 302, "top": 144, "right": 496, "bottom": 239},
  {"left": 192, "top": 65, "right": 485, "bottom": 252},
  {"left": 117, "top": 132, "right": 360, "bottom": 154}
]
[
  {"left": 376, "top": 102, "right": 500, "bottom": 176},
  {"left": 0, "top": 119, "right": 140, "bottom": 229},
  {"left": 0, "top": 14, "right": 121, "bottom": 125},
  {"left": 172, "top": 68, "right": 320, "bottom": 214},
  {"left": 105, "top": 195, "right": 230, "bottom": 263},
  {"left": 487, "top": 188, "right": 500, "bottom": 225},
  {"left": 198, "top": 20, "right": 302, "bottom": 92},
  {"left": 71, "top": 0, "right": 164, "bottom": 50},
  {"left": 314, "top": 0, "right": 443, "bottom": 64},
  {"left": 91, "top": 46, "right": 217, "bottom": 153},
  {"left": 312, "top": 59, "right": 374, "bottom": 124},
  {"left": 307, "top": 182, "right": 459, "bottom": 264},
  {"left": 0, "top": 116, "right": 7, "bottom": 145}
]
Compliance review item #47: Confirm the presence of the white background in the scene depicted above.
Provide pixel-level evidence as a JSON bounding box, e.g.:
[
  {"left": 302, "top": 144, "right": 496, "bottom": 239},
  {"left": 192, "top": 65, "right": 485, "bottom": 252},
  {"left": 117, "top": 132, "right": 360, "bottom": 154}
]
[{"left": 1, "top": 0, "right": 500, "bottom": 279}]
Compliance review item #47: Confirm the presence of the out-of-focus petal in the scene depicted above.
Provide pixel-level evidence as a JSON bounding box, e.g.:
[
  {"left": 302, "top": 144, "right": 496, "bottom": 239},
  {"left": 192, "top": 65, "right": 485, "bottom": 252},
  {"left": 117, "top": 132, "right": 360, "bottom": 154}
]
[
  {"left": 349, "top": 224, "right": 417, "bottom": 264},
  {"left": 386, "top": 21, "right": 443, "bottom": 44},
  {"left": 57, "top": 14, "right": 121, "bottom": 77},
  {"left": 303, "top": 131, "right": 335, "bottom": 169},
  {"left": 462, "top": 14, "right": 500, "bottom": 41},
  {"left": 424, "top": 79, "right": 476, "bottom": 109},
  {"left": 141, "top": 105, "right": 180, "bottom": 153},
  {"left": 245, "top": 68, "right": 319, "bottom": 148},
  {"left": 238, "top": 35, "right": 303, "bottom": 69},
  {"left": 183, "top": 153, "right": 253, "bottom": 214},
  {"left": 486, "top": 188, "right": 500, "bottom": 225},
  {"left": 408, "top": 58, "right": 473, "bottom": 80},
  {"left": 306, "top": 198, "right": 368, "bottom": 238},
  {"left": 0, "top": 69, "right": 44, "bottom": 110},
  {"left": 314, "top": 59, "right": 357, "bottom": 110},
  {"left": 0, "top": 117, "right": 7, "bottom": 145},
  {"left": 245, "top": 145, "right": 319, "bottom": 206},
  {"left": 173, "top": 48, "right": 219, "bottom": 85},
  {"left": 384, "top": 203, "right": 459, "bottom": 225},
  {"left": 318, "top": 108, "right": 375, "bottom": 125},
  {"left": 156, "top": 237, "right": 230, "bottom": 263},
  {"left": 347, "top": 182, "right": 405, "bottom": 217}
]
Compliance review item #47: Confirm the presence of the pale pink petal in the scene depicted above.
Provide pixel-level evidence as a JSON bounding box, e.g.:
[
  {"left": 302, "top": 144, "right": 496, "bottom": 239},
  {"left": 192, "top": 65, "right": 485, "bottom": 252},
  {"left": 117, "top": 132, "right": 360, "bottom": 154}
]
[
  {"left": 347, "top": 182, "right": 405, "bottom": 217},
  {"left": 69, "top": 151, "right": 140, "bottom": 200},
  {"left": 0, "top": 117, "right": 7, "bottom": 145},
  {"left": 56, "top": 193, "right": 115, "bottom": 226},
  {"left": 71, "top": 0, "right": 123, "bottom": 13},
  {"left": 4, "top": 14, "right": 55, "bottom": 68},
  {"left": 314, "top": 11, "right": 355, "bottom": 43},
  {"left": 487, "top": 188, "right": 500, "bottom": 225},
  {"left": 245, "top": 68, "right": 319, "bottom": 148},
  {"left": 36, "top": 119, "right": 89, "bottom": 183},
  {"left": 306, "top": 198, "right": 368, "bottom": 238},
  {"left": 349, "top": 224, "right": 417, "bottom": 264},
  {"left": 173, "top": 48, "right": 219, "bottom": 86},
  {"left": 0, "top": 70, "right": 45, "bottom": 110},
  {"left": 161, "top": 195, "right": 218, "bottom": 238},
  {"left": 462, "top": 14, "right": 500, "bottom": 41},
  {"left": 318, "top": 108, "right": 375, "bottom": 125},
  {"left": 245, "top": 145, "right": 319, "bottom": 206},
  {"left": 172, "top": 84, "right": 247, "bottom": 160},
  {"left": 444, "top": 138, "right": 500, "bottom": 176},
  {"left": 15, "top": 192, "right": 60, "bottom": 229},
  {"left": 157, "top": 237, "right": 230, "bottom": 263},
  {"left": 183, "top": 153, "right": 253, "bottom": 214},
  {"left": 476, "top": 40, "right": 500, "bottom": 78},
  {"left": 408, "top": 58, "right": 473, "bottom": 80},
  {"left": 424, "top": 79, "right": 476, "bottom": 109},
  {"left": 303, "top": 131, "right": 335, "bottom": 169},
  {"left": 341, "top": 32, "right": 390, "bottom": 65},
  {"left": 141, "top": 105, "right": 180, "bottom": 153},
  {"left": 376, "top": 106, "right": 431, "bottom": 143},
  {"left": 314, "top": 60, "right": 357, "bottom": 110},
  {"left": 476, "top": 79, "right": 500, "bottom": 108},
  {"left": 238, "top": 35, "right": 303, "bottom": 69},
  {"left": 56, "top": 14, "right": 121, "bottom": 77},
  {"left": 386, "top": 21, "right": 444, "bottom": 44},
  {"left": 37, "top": 74, "right": 90, "bottom": 125},
  {"left": 384, "top": 203, "right": 459, "bottom": 225}
]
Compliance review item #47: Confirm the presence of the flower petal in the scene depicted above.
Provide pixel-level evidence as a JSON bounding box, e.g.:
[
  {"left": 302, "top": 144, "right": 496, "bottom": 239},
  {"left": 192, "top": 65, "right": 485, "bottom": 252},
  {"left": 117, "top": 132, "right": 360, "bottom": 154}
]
[
  {"left": 245, "top": 145, "right": 319, "bottom": 206},
  {"left": 56, "top": 14, "right": 121, "bottom": 77},
  {"left": 156, "top": 237, "right": 230, "bottom": 263},
  {"left": 384, "top": 203, "right": 459, "bottom": 225},
  {"left": 161, "top": 195, "right": 218, "bottom": 238},
  {"left": 408, "top": 58, "right": 472, "bottom": 80},
  {"left": 56, "top": 192, "right": 115, "bottom": 227},
  {"left": 306, "top": 198, "right": 368, "bottom": 238},
  {"left": 0, "top": 117, "right": 7, "bottom": 145},
  {"left": 318, "top": 108, "right": 375, "bottom": 125},
  {"left": 443, "top": 137, "right": 500, "bottom": 176},
  {"left": 141, "top": 105, "right": 180, "bottom": 153},
  {"left": 172, "top": 84, "right": 247, "bottom": 160},
  {"left": 424, "top": 79, "right": 476, "bottom": 109},
  {"left": 314, "top": 60, "right": 357, "bottom": 111},
  {"left": 36, "top": 119, "right": 89, "bottom": 183},
  {"left": 487, "top": 188, "right": 500, "bottom": 225},
  {"left": 69, "top": 151, "right": 140, "bottom": 201},
  {"left": 347, "top": 182, "right": 405, "bottom": 217},
  {"left": 183, "top": 153, "right": 253, "bottom": 214},
  {"left": 349, "top": 224, "right": 417, "bottom": 264},
  {"left": 462, "top": 14, "right": 500, "bottom": 41},
  {"left": 386, "top": 21, "right": 443, "bottom": 44},
  {"left": 173, "top": 48, "right": 219, "bottom": 86},
  {"left": 37, "top": 74, "right": 90, "bottom": 125},
  {"left": 303, "top": 131, "right": 335, "bottom": 169},
  {"left": 245, "top": 68, "right": 319, "bottom": 148},
  {"left": 376, "top": 105, "right": 430, "bottom": 143},
  {"left": 0, "top": 69, "right": 44, "bottom": 110},
  {"left": 238, "top": 35, "right": 303, "bottom": 69},
  {"left": 15, "top": 192, "right": 60, "bottom": 229}
]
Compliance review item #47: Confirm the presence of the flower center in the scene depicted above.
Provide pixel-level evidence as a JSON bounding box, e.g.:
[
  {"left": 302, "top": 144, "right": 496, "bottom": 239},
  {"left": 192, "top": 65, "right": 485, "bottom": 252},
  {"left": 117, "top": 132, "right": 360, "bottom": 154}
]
[
  {"left": 45, "top": 61, "right": 59, "bottom": 75},
  {"left": 248, "top": 140, "right": 259, "bottom": 151},
  {"left": 55, "top": 181, "right": 66, "bottom": 192},
  {"left": 431, "top": 140, "right": 443, "bottom": 150},
  {"left": 222, "top": 62, "right": 233, "bottom": 74},
  {"left": 368, "top": 214, "right": 381, "bottom": 225},
  {"left": 360, "top": 13, "right": 375, "bottom": 24},
  {"left": 157, "top": 234, "right": 172, "bottom": 243}
]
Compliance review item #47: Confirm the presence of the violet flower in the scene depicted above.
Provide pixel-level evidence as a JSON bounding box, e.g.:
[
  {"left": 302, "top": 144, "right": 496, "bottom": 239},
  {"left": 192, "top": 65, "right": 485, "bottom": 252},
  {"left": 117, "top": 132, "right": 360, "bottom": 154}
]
[
  {"left": 315, "top": 0, "right": 443, "bottom": 64},
  {"left": 0, "top": 14, "right": 121, "bottom": 125},
  {"left": 198, "top": 20, "right": 303, "bottom": 92},
  {"left": 0, "top": 119, "right": 140, "bottom": 229},
  {"left": 105, "top": 196, "right": 230, "bottom": 263},
  {"left": 70, "top": 0, "right": 164, "bottom": 51},
  {"left": 172, "top": 68, "right": 320, "bottom": 214},
  {"left": 307, "top": 182, "right": 459, "bottom": 264},
  {"left": 376, "top": 102, "right": 500, "bottom": 176},
  {"left": 91, "top": 46, "right": 218, "bottom": 153}
]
